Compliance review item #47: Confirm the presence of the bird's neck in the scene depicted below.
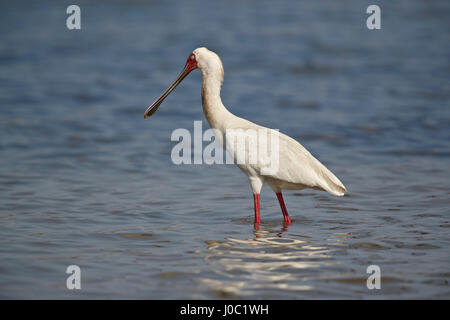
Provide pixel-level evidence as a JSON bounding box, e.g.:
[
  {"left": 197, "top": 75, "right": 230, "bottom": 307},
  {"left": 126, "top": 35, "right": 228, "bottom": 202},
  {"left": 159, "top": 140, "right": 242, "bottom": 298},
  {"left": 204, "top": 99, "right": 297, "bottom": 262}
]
[{"left": 201, "top": 71, "right": 231, "bottom": 130}]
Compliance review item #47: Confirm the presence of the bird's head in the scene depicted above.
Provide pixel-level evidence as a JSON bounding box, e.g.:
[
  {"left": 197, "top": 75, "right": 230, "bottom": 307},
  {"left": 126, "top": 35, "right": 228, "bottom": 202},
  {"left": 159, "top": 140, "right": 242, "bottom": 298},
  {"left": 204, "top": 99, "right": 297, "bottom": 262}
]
[
  {"left": 144, "top": 47, "right": 223, "bottom": 119},
  {"left": 192, "top": 47, "right": 224, "bottom": 82}
]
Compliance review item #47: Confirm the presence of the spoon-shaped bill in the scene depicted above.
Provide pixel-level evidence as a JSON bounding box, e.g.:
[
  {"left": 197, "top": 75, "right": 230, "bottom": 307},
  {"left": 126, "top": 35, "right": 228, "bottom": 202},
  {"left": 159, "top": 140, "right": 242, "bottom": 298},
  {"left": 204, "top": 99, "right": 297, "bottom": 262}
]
[{"left": 144, "top": 65, "right": 191, "bottom": 119}]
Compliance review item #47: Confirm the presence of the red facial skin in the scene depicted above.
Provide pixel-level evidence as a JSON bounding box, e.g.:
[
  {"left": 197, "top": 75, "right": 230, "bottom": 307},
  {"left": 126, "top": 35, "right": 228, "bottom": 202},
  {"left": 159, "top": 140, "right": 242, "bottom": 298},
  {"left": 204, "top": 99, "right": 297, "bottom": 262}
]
[{"left": 186, "top": 53, "right": 198, "bottom": 72}]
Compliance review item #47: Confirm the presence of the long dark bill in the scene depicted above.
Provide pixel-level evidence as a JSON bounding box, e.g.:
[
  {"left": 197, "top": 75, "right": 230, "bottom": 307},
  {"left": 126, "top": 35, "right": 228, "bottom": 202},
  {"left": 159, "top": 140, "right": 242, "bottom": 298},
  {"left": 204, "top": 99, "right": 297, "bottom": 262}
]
[{"left": 144, "top": 65, "right": 191, "bottom": 119}]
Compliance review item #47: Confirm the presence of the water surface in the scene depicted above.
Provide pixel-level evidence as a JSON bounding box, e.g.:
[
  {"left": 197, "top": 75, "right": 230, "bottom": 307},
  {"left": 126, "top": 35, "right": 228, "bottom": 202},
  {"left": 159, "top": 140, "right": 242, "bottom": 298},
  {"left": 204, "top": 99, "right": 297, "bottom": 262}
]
[{"left": 0, "top": 0, "right": 449, "bottom": 299}]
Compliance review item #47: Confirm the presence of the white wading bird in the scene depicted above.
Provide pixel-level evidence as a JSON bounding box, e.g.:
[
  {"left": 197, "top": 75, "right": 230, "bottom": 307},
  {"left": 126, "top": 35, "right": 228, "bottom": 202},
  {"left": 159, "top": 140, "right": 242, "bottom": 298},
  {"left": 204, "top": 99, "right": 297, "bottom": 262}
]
[{"left": 144, "top": 47, "right": 346, "bottom": 226}]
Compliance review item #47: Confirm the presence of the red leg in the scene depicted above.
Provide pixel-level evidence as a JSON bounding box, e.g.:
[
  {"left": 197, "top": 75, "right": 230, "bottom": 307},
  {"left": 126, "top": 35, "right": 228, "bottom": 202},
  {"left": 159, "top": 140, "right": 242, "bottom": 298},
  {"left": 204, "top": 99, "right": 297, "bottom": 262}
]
[
  {"left": 253, "top": 193, "right": 261, "bottom": 224},
  {"left": 276, "top": 192, "right": 291, "bottom": 224}
]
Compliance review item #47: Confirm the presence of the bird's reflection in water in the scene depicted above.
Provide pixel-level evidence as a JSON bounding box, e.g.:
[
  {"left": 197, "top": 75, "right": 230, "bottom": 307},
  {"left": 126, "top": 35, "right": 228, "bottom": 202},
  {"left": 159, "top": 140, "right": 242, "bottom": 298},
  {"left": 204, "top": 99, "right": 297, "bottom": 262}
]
[
  {"left": 198, "top": 222, "right": 341, "bottom": 298},
  {"left": 253, "top": 221, "right": 290, "bottom": 235}
]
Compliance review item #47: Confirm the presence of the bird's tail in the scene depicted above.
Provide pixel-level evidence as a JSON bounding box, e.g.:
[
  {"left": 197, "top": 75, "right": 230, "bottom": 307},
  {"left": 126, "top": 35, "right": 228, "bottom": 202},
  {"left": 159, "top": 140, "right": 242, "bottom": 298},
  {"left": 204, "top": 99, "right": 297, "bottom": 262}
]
[{"left": 312, "top": 158, "right": 347, "bottom": 196}]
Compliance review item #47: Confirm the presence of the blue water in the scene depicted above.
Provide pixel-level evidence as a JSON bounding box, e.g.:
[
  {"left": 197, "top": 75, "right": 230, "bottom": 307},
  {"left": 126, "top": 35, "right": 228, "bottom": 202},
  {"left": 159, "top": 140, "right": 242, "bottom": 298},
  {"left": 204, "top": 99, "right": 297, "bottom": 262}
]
[{"left": 0, "top": 0, "right": 449, "bottom": 299}]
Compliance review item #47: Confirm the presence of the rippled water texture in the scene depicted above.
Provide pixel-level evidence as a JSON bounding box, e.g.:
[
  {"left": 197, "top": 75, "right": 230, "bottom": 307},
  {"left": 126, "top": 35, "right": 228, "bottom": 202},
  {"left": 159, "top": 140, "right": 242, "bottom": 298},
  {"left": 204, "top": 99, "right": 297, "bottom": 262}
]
[{"left": 0, "top": 0, "right": 449, "bottom": 299}]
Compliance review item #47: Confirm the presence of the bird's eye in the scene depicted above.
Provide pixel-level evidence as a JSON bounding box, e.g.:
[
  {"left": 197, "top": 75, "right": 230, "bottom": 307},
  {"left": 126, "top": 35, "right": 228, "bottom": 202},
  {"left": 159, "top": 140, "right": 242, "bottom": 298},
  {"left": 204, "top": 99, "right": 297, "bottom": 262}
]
[{"left": 190, "top": 55, "right": 195, "bottom": 60}]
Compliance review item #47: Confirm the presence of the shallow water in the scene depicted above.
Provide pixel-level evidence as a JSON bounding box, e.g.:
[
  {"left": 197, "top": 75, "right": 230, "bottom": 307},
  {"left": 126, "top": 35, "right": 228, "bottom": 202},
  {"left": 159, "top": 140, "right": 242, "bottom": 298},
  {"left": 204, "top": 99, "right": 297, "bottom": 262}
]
[{"left": 0, "top": 0, "right": 449, "bottom": 299}]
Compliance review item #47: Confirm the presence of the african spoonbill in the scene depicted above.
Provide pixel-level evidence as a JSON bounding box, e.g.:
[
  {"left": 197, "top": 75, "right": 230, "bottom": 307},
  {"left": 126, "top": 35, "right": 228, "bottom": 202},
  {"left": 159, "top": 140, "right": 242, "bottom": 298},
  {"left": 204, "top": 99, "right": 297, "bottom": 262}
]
[{"left": 144, "top": 47, "right": 347, "bottom": 225}]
